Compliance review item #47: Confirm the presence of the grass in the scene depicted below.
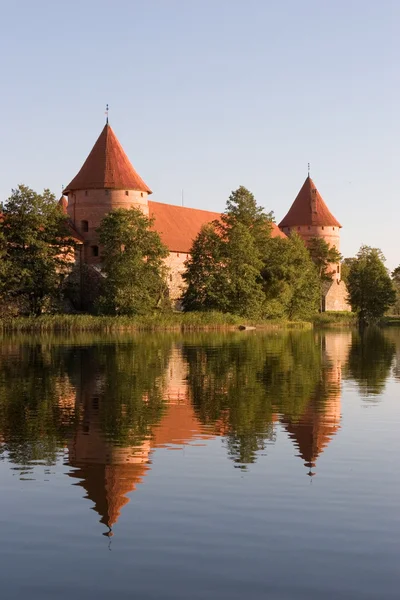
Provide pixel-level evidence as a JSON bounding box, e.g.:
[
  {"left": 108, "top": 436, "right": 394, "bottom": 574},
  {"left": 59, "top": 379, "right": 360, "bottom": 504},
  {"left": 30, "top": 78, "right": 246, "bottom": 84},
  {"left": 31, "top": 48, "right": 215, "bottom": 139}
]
[
  {"left": 312, "top": 311, "right": 358, "bottom": 327},
  {"left": 0, "top": 312, "right": 313, "bottom": 333}
]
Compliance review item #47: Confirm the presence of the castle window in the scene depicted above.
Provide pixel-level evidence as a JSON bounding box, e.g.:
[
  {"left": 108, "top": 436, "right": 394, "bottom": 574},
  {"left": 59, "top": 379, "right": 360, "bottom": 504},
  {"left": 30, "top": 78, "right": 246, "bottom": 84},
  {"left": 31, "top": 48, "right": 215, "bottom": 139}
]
[
  {"left": 332, "top": 227, "right": 335, "bottom": 230},
  {"left": 141, "top": 192, "right": 144, "bottom": 197},
  {"left": 105, "top": 189, "right": 109, "bottom": 196},
  {"left": 91, "top": 245, "right": 99, "bottom": 257},
  {"left": 85, "top": 190, "right": 88, "bottom": 196},
  {"left": 322, "top": 226, "right": 325, "bottom": 230},
  {"left": 125, "top": 191, "right": 129, "bottom": 196},
  {"left": 177, "top": 253, "right": 180, "bottom": 257},
  {"left": 81, "top": 220, "right": 89, "bottom": 232}
]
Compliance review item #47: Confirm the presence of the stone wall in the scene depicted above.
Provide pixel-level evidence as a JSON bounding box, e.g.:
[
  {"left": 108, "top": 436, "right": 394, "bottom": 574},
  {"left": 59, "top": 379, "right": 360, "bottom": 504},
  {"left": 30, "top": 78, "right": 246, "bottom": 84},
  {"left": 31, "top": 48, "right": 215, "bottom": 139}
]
[
  {"left": 323, "top": 280, "right": 351, "bottom": 312},
  {"left": 164, "top": 251, "right": 188, "bottom": 307}
]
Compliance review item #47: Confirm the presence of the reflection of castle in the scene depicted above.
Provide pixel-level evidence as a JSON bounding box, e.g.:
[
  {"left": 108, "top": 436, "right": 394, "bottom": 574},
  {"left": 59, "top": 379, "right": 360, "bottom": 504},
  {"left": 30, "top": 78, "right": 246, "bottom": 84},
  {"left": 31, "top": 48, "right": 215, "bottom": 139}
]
[
  {"left": 66, "top": 348, "right": 211, "bottom": 535},
  {"left": 61, "top": 333, "right": 353, "bottom": 533},
  {"left": 280, "top": 331, "right": 351, "bottom": 475}
]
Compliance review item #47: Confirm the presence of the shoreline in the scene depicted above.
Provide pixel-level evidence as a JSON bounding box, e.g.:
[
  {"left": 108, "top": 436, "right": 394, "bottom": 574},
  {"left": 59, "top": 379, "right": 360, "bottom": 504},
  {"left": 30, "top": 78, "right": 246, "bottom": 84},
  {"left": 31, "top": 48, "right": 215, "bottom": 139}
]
[{"left": 0, "top": 311, "right": 361, "bottom": 333}]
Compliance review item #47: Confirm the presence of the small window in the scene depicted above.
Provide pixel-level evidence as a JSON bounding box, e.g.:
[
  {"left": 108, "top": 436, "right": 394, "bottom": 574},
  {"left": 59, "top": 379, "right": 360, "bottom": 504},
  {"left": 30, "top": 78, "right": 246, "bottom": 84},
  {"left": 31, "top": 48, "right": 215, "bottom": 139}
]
[
  {"left": 308, "top": 226, "right": 311, "bottom": 230},
  {"left": 125, "top": 191, "right": 129, "bottom": 196},
  {"left": 332, "top": 227, "right": 335, "bottom": 231},
  {"left": 322, "top": 226, "right": 325, "bottom": 230},
  {"left": 337, "top": 266, "right": 340, "bottom": 274},
  {"left": 105, "top": 189, "right": 109, "bottom": 196},
  {"left": 91, "top": 245, "right": 99, "bottom": 257},
  {"left": 177, "top": 253, "right": 180, "bottom": 257},
  {"left": 81, "top": 220, "right": 89, "bottom": 232},
  {"left": 85, "top": 190, "right": 88, "bottom": 196},
  {"left": 186, "top": 254, "right": 189, "bottom": 259},
  {"left": 141, "top": 192, "right": 144, "bottom": 197}
]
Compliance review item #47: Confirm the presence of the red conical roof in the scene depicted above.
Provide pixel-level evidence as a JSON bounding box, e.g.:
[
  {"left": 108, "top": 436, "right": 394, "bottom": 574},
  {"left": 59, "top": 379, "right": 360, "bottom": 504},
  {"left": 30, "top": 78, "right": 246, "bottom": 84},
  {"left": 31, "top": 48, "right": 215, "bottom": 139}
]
[
  {"left": 64, "top": 124, "right": 152, "bottom": 194},
  {"left": 279, "top": 176, "right": 341, "bottom": 228}
]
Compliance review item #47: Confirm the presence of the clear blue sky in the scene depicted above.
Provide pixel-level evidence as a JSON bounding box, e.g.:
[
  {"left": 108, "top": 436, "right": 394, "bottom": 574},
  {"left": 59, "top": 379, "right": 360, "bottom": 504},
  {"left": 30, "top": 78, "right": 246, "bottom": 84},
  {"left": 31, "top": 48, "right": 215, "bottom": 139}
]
[{"left": 1, "top": 0, "right": 399, "bottom": 268}]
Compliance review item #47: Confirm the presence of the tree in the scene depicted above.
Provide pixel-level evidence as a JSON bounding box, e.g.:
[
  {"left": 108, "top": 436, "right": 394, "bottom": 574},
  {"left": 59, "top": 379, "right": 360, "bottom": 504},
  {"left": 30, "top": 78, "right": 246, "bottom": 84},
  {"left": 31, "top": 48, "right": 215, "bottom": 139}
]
[
  {"left": 391, "top": 266, "right": 400, "bottom": 316},
  {"left": 340, "top": 257, "right": 355, "bottom": 284},
  {"left": 307, "top": 237, "right": 342, "bottom": 311},
  {"left": 0, "top": 185, "right": 73, "bottom": 315},
  {"left": 221, "top": 185, "right": 274, "bottom": 253},
  {"left": 262, "top": 233, "right": 320, "bottom": 320},
  {"left": 308, "top": 237, "right": 342, "bottom": 281},
  {"left": 96, "top": 207, "right": 169, "bottom": 315},
  {"left": 183, "top": 186, "right": 268, "bottom": 318},
  {"left": 347, "top": 246, "right": 396, "bottom": 326},
  {"left": 182, "top": 223, "right": 226, "bottom": 312}
]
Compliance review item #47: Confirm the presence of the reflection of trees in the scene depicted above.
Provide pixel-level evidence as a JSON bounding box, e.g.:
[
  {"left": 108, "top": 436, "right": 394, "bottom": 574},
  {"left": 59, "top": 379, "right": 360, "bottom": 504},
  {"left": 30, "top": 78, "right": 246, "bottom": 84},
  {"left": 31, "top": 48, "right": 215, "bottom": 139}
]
[
  {"left": 344, "top": 328, "right": 396, "bottom": 397},
  {"left": 64, "top": 338, "right": 172, "bottom": 447},
  {"left": 183, "top": 335, "right": 276, "bottom": 466},
  {"left": 0, "top": 342, "right": 78, "bottom": 466},
  {"left": 183, "top": 331, "right": 342, "bottom": 469}
]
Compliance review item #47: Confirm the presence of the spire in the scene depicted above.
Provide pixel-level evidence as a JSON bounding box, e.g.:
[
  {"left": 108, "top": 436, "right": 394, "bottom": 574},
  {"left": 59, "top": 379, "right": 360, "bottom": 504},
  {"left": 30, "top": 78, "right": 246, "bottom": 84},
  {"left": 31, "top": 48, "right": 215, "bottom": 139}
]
[
  {"left": 279, "top": 176, "right": 341, "bottom": 228},
  {"left": 63, "top": 124, "right": 152, "bottom": 194}
]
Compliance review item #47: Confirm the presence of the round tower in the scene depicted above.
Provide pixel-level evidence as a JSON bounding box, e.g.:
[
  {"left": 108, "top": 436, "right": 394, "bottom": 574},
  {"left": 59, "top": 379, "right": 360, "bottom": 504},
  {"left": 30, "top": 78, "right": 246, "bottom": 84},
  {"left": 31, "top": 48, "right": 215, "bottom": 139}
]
[
  {"left": 63, "top": 122, "right": 152, "bottom": 264},
  {"left": 279, "top": 175, "right": 342, "bottom": 281}
]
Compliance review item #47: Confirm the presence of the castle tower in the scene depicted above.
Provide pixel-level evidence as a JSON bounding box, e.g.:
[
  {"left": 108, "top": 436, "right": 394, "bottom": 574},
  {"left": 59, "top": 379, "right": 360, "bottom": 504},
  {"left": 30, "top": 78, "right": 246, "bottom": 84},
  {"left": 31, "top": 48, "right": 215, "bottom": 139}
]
[
  {"left": 63, "top": 123, "right": 152, "bottom": 264},
  {"left": 279, "top": 175, "right": 342, "bottom": 280}
]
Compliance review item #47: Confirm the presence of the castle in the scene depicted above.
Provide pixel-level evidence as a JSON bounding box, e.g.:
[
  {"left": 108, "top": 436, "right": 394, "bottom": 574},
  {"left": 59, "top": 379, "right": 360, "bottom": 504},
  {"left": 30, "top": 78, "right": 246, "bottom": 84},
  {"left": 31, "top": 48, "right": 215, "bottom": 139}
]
[{"left": 60, "top": 121, "right": 350, "bottom": 311}]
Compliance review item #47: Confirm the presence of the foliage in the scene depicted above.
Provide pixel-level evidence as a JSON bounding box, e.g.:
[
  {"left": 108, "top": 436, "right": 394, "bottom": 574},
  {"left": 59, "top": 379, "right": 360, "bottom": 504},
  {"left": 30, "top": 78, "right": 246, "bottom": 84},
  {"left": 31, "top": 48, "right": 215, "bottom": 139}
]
[
  {"left": 262, "top": 234, "right": 320, "bottom": 320},
  {"left": 96, "top": 208, "right": 170, "bottom": 316},
  {"left": 221, "top": 185, "right": 274, "bottom": 253},
  {"left": 391, "top": 265, "right": 400, "bottom": 316},
  {"left": 344, "top": 327, "right": 396, "bottom": 396},
  {"left": 181, "top": 223, "right": 226, "bottom": 312},
  {"left": 183, "top": 188, "right": 268, "bottom": 318},
  {"left": 347, "top": 246, "right": 396, "bottom": 326},
  {"left": 183, "top": 331, "right": 337, "bottom": 468},
  {"left": 0, "top": 185, "right": 74, "bottom": 315},
  {"left": 308, "top": 237, "right": 342, "bottom": 281},
  {"left": 340, "top": 257, "right": 355, "bottom": 284}
]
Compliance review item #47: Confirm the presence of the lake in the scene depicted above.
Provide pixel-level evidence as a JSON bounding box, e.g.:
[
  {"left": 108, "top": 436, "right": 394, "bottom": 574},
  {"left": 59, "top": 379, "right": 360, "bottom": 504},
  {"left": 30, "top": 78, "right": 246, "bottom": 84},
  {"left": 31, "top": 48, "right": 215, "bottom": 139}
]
[{"left": 0, "top": 328, "right": 399, "bottom": 599}]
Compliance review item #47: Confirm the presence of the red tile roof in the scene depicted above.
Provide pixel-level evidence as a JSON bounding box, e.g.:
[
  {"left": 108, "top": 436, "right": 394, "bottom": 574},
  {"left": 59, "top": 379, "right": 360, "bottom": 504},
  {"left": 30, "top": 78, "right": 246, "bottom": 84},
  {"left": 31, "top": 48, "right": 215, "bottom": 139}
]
[
  {"left": 279, "top": 176, "right": 341, "bottom": 228},
  {"left": 148, "top": 201, "right": 286, "bottom": 253},
  {"left": 64, "top": 124, "right": 152, "bottom": 194}
]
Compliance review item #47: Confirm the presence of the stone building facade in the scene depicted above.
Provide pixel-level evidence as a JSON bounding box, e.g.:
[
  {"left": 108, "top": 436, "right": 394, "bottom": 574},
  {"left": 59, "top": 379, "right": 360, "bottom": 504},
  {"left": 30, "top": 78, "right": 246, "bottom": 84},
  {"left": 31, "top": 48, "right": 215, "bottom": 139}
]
[{"left": 61, "top": 122, "right": 349, "bottom": 311}]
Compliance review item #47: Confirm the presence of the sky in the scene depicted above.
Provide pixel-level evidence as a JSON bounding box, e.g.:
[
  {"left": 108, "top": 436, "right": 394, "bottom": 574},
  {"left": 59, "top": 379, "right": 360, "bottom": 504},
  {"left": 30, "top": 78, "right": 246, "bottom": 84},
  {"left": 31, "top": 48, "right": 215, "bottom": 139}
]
[{"left": 1, "top": 0, "right": 399, "bottom": 268}]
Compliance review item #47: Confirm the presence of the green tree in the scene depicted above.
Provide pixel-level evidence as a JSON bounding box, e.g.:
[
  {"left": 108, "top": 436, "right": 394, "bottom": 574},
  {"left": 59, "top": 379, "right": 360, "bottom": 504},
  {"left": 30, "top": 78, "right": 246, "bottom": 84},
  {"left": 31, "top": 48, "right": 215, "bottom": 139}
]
[
  {"left": 347, "top": 246, "right": 396, "bottom": 327},
  {"left": 308, "top": 237, "right": 342, "bottom": 281},
  {"left": 183, "top": 186, "right": 268, "bottom": 318},
  {"left": 391, "top": 266, "right": 400, "bottom": 316},
  {"left": 307, "top": 237, "right": 342, "bottom": 311},
  {"left": 221, "top": 185, "right": 274, "bottom": 253},
  {"left": 182, "top": 223, "right": 226, "bottom": 312},
  {"left": 262, "top": 234, "right": 320, "bottom": 320},
  {"left": 340, "top": 257, "right": 355, "bottom": 284},
  {"left": 0, "top": 185, "right": 74, "bottom": 315},
  {"left": 96, "top": 208, "right": 169, "bottom": 315}
]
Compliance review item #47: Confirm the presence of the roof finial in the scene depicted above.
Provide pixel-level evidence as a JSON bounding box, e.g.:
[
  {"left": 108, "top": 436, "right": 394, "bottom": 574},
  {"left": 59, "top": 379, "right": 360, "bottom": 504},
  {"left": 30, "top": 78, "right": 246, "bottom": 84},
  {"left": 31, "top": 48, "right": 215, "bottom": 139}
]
[
  {"left": 308, "top": 162, "right": 310, "bottom": 178},
  {"left": 105, "top": 104, "right": 109, "bottom": 125}
]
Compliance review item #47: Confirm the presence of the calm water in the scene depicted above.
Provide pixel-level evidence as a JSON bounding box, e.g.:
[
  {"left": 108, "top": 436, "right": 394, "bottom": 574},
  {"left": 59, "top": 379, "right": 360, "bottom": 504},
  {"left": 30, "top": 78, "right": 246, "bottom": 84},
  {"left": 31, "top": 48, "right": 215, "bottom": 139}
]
[{"left": 0, "top": 328, "right": 399, "bottom": 599}]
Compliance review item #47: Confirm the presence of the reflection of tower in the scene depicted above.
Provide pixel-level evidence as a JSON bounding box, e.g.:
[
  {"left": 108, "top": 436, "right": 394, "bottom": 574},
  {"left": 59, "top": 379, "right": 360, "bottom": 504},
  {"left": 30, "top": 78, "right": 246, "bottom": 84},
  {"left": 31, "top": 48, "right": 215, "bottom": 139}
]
[
  {"left": 152, "top": 347, "right": 213, "bottom": 447},
  {"left": 66, "top": 346, "right": 214, "bottom": 535},
  {"left": 282, "top": 331, "right": 351, "bottom": 475},
  {"left": 67, "top": 383, "right": 151, "bottom": 535}
]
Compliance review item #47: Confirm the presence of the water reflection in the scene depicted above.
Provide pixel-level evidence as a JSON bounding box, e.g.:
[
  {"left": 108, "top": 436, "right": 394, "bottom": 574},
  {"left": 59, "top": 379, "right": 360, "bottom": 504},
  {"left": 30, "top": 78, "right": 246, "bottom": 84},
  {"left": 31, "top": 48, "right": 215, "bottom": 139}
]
[{"left": 0, "top": 328, "right": 398, "bottom": 535}]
